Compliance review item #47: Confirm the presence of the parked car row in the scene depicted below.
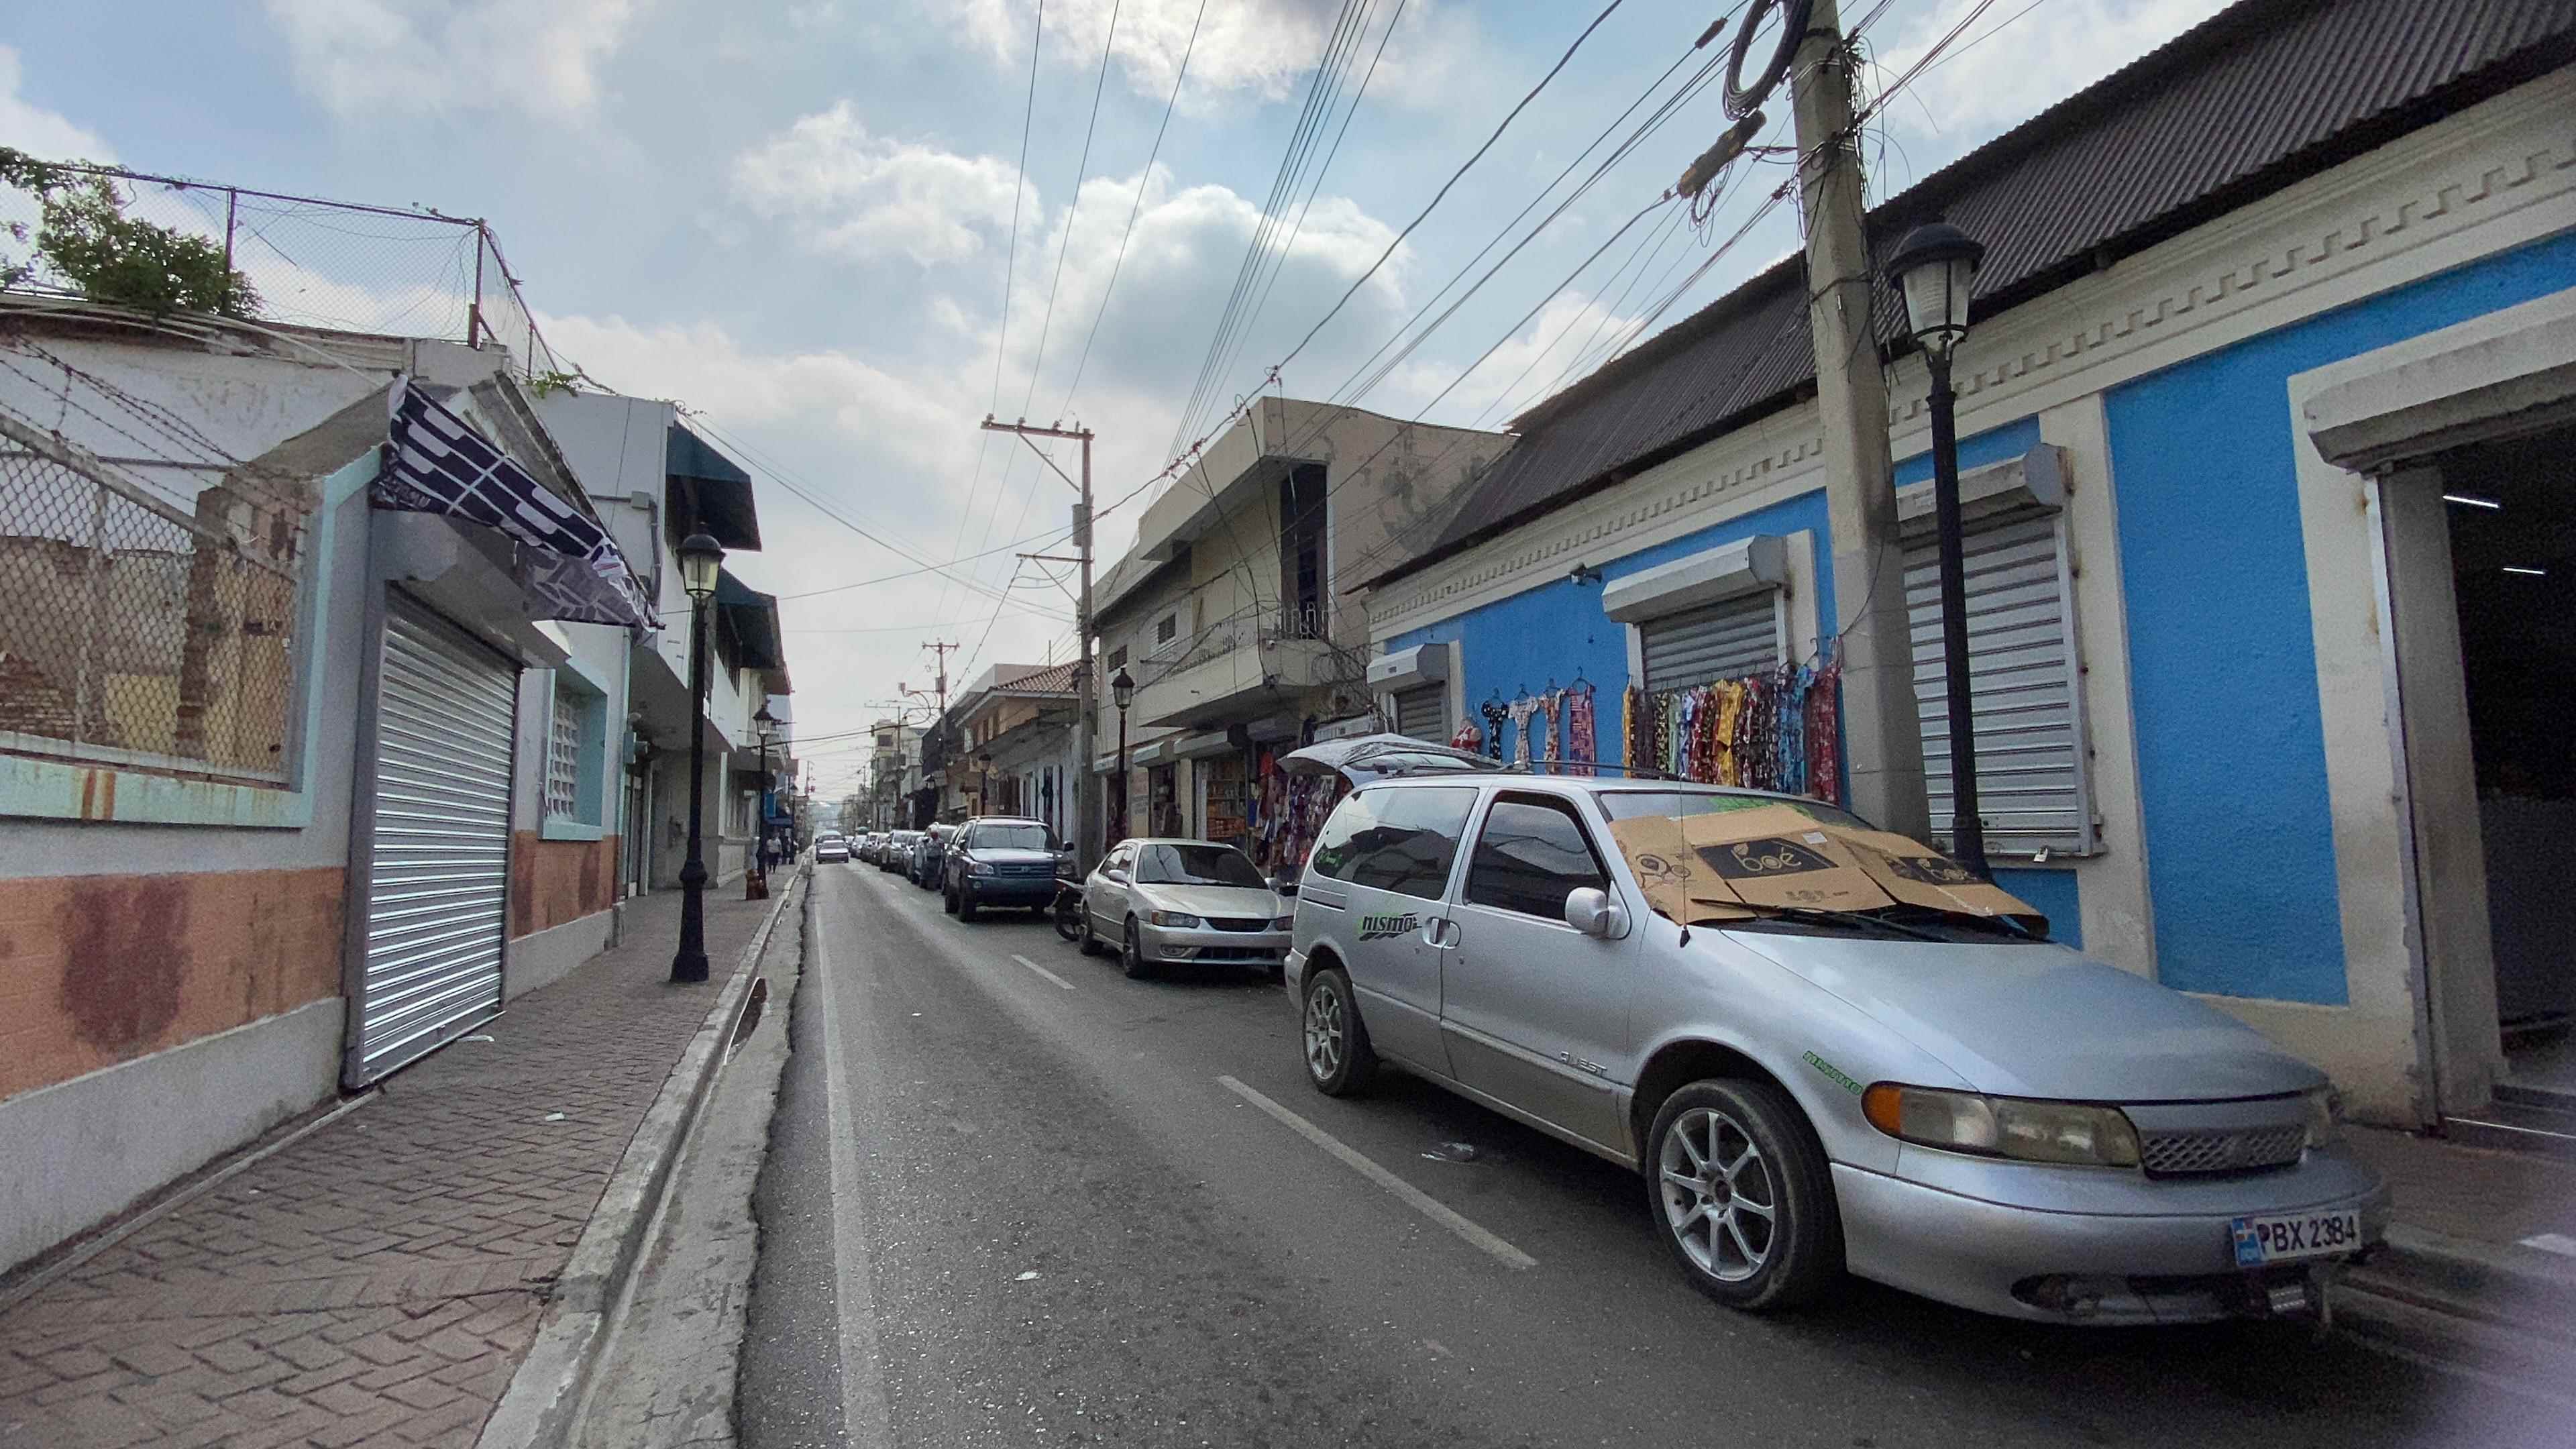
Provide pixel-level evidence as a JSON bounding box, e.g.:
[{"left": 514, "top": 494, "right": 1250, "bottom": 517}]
[{"left": 869, "top": 736, "right": 2389, "bottom": 1332}]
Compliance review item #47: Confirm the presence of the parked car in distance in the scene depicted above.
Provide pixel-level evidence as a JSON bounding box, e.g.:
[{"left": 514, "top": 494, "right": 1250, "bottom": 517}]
[
  {"left": 944, "top": 817, "right": 1064, "bottom": 921},
  {"left": 881, "top": 830, "right": 922, "bottom": 873},
  {"left": 1281, "top": 747, "right": 2385, "bottom": 1328},
  {"left": 814, "top": 833, "right": 849, "bottom": 863},
  {"left": 1078, "top": 839, "right": 1291, "bottom": 981},
  {"left": 852, "top": 833, "right": 876, "bottom": 864},
  {"left": 911, "top": 823, "right": 956, "bottom": 890}
]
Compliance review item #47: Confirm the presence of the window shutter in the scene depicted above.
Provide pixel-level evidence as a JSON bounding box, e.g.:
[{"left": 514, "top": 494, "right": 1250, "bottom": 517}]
[
  {"left": 1393, "top": 683, "right": 1446, "bottom": 741},
  {"left": 1903, "top": 508, "right": 2092, "bottom": 855},
  {"left": 1639, "top": 593, "right": 1782, "bottom": 691}
]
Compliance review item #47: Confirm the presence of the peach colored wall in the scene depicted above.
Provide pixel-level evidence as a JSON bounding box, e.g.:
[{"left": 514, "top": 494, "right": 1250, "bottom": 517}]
[
  {"left": 510, "top": 833, "right": 620, "bottom": 939},
  {"left": 0, "top": 865, "right": 343, "bottom": 1102}
]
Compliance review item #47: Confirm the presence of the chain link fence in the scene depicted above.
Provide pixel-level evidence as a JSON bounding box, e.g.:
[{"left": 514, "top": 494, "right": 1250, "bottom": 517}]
[
  {"left": 0, "top": 163, "right": 565, "bottom": 380},
  {"left": 0, "top": 345, "right": 307, "bottom": 784}
]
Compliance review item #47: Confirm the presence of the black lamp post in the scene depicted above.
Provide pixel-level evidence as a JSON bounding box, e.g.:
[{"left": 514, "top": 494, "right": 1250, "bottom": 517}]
[
  {"left": 977, "top": 751, "right": 994, "bottom": 814},
  {"left": 1110, "top": 666, "right": 1135, "bottom": 848},
  {"left": 672, "top": 532, "right": 725, "bottom": 983},
  {"left": 1887, "top": 221, "right": 1990, "bottom": 877},
  {"left": 750, "top": 703, "right": 777, "bottom": 899}
]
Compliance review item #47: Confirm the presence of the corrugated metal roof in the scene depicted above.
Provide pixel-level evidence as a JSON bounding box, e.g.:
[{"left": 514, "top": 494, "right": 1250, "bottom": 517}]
[{"left": 1381, "top": 0, "right": 2576, "bottom": 587}]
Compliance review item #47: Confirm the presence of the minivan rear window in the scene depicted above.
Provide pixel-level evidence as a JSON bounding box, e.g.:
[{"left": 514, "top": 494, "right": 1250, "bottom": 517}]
[{"left": 1307, "top": 786, "right": 1478, "bottom": 901}]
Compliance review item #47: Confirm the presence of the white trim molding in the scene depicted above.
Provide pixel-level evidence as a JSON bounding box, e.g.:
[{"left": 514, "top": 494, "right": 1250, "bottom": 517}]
[{"left": 1366, "top": 69, "right": 2576, "bottom": 647}]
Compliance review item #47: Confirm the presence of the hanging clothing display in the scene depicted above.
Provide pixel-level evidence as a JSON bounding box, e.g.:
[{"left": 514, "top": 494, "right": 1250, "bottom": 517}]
[
  {"left": 1622, "top": 645, "right": 1842, "bottom": 805},
  {"left": 1481, "top": 697, "right": 1510, "bottom": 759},
  {"left": 1565, "top": 685, "right": 1597, "bottom": 777},
  {"left": 1538, "top": 690, "right": 1563, "bottom": 772},
  {"left": 1506, "top": 695, "right": 1540, "bottom": 768},
  {"left": 1450, "top": 715, "right": 1485, "bottom": 753}
]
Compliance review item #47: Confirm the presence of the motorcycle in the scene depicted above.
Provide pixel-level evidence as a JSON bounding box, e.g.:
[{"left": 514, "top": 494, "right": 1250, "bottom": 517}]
[{"left": 1050, "top": 876, "right": 1086, "bottom": 944}]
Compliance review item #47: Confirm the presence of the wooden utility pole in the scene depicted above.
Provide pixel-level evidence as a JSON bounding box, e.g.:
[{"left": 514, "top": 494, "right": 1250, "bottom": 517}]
[
  {"left": 979, "top": 417, "right": 1099, "bottom": 871},
  {"left": 1787, "top": 0, "right": 1929, "bottom": 839}
]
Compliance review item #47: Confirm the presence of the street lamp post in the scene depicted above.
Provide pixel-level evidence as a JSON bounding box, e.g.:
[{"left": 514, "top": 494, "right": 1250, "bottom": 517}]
[
  {"left": 1110, "top": 667, "right": 1134, "bottom": 849},
  {"left": 1887, "top": 221, "right": 1990, "bottom": 877},
  {"left": 672, "top": 533, "right": 724, "bottom": 983},
  {"left": 749, "top": 704, "right": 776, "bottom": 901}
]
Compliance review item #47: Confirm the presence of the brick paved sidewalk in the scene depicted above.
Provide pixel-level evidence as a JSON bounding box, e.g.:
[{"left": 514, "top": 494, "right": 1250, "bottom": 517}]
[{"left": 0, "top": 888, "right": 782, "bottom": 1449}]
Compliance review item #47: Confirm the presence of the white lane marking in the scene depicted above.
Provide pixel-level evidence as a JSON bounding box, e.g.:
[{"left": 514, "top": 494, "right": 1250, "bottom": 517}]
[
  {"left": 2517, "top": 1232, "right": 2576, "bottom": 1258},
  {"left": 1010, "top": 953, "right": 1077, "bottom": 991},
  {"left": 1216, "top": 1074, "right": 1537, "bottom": 1271},
  {"left": 814, "top": 919, "right": 898, "bottom": 1448}
]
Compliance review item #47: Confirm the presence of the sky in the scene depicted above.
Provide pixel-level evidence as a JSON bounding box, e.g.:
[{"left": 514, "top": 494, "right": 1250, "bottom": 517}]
[{"left": 3, "top": 0, "right": 2233, "bottom": 804}]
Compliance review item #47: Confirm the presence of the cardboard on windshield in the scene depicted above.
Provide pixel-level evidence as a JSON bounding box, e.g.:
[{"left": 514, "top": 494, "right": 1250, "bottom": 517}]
[
  {"left": 1676, "top": 806, "right": 1894, "bottom": 913},
  {"left": 1605, "top": 816, "right": 1754, "bottom": 925},
  {"left": 1822, "top": 826, "right": 2038, "bottom": 918}
]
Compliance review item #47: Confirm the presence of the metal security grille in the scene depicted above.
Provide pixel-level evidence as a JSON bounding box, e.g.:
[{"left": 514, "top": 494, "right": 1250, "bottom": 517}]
[
  {"left": 1393, "top": 683, "right": 1446, "bottom": 741},
  {"left": 2139, "top": 1125, "right": 2307, "bottom": 1177},
  {"left": 352, "top": 594, "right": 515, "bottom": 1085},
  {"left": 1904, "top": 508, "right": 2092, "bottom": 855},
  {"left": 545, "top": 687, "right": 581, "bottom": 820},
  {"left": 1639, "top": 592, "right": 1782, "bottom": 692},
  {"left": 0, "top": 386, "right": 302, "bottom": 784}
]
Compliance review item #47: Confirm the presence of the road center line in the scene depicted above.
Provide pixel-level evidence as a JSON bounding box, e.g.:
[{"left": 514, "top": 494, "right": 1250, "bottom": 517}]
[
  {"left": 814, "top": 910, "right": 898, "bottom": 1447},
  {"left": 1216, "top": 1074, "right": 1538, "bottom": 1271},
  {"left": 1010, "top": 953, "right": 1077, "bottom": 990}
]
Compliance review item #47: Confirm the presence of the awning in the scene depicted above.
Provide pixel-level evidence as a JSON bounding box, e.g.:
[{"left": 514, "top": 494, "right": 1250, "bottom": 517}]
[
  {"left": 716, "top": 568, "right": 787, "bottom": 671},
  {"left": 668, "top": 424, "right": 761, "bottom": 550},
  {"left": 375, "top": 382, "right": 657, "bottom": 629}
]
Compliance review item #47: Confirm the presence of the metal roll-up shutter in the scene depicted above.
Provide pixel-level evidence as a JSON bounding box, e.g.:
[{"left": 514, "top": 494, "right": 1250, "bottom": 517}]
[
  {"left": 353, "top": 595, "right": 517, "bottom": 1084},
  {"left": 1903, "top": 508, "right": 2092, "bottom": 854},
  {"left": 1393, "top": 683, "right": 1446, "bottom": 741},
  {"left": 1640, "top": 592, "right": 1782, "bottom": 691}
]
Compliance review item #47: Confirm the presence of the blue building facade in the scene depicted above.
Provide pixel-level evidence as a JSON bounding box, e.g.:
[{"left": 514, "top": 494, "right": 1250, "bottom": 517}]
[{"left": 1359, "top": 19, "right": 2576, "bottom": 1126}]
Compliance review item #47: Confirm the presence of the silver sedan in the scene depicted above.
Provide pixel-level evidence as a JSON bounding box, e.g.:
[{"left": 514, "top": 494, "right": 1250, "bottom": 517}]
[{"left": 1077, "top": 839, "right": 1293, "bottom": 981}]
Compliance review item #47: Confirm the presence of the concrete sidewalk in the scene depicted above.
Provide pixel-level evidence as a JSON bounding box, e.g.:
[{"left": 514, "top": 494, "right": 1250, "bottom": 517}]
[
  {"left": 2344, "top": 1125, "right": 2576, "bottom": 1339},
  {"left": 0, "top": 888, "right": 782, "bottom": 1449}
]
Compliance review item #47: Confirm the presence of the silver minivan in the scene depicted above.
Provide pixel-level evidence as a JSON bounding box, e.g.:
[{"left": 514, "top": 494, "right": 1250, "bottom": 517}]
[{"left": 1284, "top": 763, "right": 2388, "bottom": 1326}]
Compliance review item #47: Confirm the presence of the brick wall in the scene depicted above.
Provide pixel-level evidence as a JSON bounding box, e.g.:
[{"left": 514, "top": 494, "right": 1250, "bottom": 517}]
[
  {"left": 509, "top": 833, "right": 620, "bottom": 938},
  {"left": 0, "top": 866, "right": 343, "bottom": 1102}
]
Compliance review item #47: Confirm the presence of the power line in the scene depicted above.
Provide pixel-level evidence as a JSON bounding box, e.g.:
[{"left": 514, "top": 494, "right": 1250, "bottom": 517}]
[
  {"left": 1269, "top": 0, "right": 1635, "bottom": 383},
  {"left": 774, "top": 525, "right": 1069, "bottom": 602},
  {"left": 1057, "top": 0, "right": 1209, "bottom": 415}
]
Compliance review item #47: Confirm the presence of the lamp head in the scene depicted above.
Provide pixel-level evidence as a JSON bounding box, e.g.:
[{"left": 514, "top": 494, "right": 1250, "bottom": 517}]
[
  {"left": 1886, "top": 221, "right": 1986, "bottom": 362},
  {"left": 678, "top": 533, "right": 724, "bottom": 600}
]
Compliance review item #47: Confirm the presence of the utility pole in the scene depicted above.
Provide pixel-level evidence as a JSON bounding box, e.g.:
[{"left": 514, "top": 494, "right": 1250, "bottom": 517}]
[
  {"left": 1786, "top": 0, "right": 1929, "bottom": 839},
  {"left": 981, "top": 416, "right": 1099, "bottom": 871}
]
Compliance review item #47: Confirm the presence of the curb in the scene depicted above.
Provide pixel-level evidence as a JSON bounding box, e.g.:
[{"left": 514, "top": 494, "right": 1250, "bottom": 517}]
[
  {"left": 474, "top": 868, "right": 806, "bottom": 1449},
  {"left": 2342, "top": 1222, "right": 2576, "bottom": 1340}
]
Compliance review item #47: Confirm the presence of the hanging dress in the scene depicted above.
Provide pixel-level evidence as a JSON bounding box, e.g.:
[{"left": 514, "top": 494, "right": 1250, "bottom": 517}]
[
  {"left": 1482, "top": 697, "right": 1511, "bottom": 759},
  {"left": 1566, "top": 685, "right": 1597, "bottom": 777},
  {"left": 1506, "top": 695, "right": 1540, "bottom": 768},
  {"left": 1538, "top": 690, "right": 1563, "bottom": 773}
]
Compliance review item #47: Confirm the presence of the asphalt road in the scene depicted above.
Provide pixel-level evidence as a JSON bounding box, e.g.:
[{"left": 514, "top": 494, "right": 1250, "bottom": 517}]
[{"left": 739, "top": 861, "right": 2569, "bottom": 1448}]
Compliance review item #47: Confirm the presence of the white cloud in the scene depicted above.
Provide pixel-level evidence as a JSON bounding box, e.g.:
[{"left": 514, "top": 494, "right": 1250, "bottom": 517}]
[
  {"left": 262, "top": 0, "right": 639, "bottom": 120},
  {"left": 0, "top": 46, "right": 115, "bottom": 161},
  {"left": 541, "top": 312, "right": 979, "bottom": 480},
  {"left": 731, "top": 103, "right": 1033, "bottom": 266},
  {"left": 955, "top": 0, "right": 1477, "bottom": 110}
]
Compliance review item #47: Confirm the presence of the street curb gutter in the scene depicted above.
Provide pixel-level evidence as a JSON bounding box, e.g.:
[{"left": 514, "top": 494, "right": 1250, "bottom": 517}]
[
  {"left": 474, "top": 869, "right": 806, "bottom": 1449},
  {"left": 2342, "top": 1223, "right": 2576, "bottom": 1340}
]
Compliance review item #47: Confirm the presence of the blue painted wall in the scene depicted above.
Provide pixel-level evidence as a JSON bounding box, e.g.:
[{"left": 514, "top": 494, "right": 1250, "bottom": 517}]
[
  {"left": 2107, "top": 235, "right": 2576, "bottom": 1005},
  {"left": 1992, "top": 866, "right": 2082, "bottom": 948}
]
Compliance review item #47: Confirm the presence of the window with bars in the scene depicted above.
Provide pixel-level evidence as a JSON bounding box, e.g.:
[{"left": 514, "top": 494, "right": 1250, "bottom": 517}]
[
  {"left": 1901, "top": 506, "right": 2093, "bottom": 855},
  {"left": 541, "top": 673, "right": 606, "bottom": 830}
]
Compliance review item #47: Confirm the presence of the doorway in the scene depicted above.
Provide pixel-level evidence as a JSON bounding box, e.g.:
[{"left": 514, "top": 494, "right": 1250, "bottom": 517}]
[{"left": 2436, "top": 425, "right": 2576, "bottom": 1099}]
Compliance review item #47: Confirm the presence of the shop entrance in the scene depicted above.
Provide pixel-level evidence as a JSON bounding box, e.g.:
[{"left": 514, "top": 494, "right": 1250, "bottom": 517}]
[{"left": 2436, "top": 425, "right": 2576, "bottom": 1103}]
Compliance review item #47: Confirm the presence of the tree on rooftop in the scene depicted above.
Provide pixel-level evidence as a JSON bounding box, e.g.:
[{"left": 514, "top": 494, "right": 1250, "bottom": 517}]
[{"left": 1, "top": 149, "right": 260, "bottom": 317}]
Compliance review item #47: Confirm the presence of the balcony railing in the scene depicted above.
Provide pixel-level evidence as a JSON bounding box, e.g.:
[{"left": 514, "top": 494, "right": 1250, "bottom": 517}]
[{"left": 1259, "top": 605, "right": 1330, "bottom": 645}]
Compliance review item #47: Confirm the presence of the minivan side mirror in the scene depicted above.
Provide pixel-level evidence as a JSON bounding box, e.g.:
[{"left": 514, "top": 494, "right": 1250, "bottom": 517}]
[{"left": 1564, "top": 887, "right": 1627, "bottom": 939}]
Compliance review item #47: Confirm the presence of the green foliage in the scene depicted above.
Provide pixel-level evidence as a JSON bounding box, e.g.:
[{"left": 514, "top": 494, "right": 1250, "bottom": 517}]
[
  {"left": 0, "top": 148, "right": 260, "bottom": 317},
  {"left": 527, "top": 369, "right": 584, "bottom": 398}
]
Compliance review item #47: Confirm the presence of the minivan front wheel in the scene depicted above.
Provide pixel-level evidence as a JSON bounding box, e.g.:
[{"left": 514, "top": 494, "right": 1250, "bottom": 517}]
[
  {"left": 1646, "top": 1079, "right": 1841, "bottom": 1311},
  {"left": 1299, "top": 966, "right": 1377, "bottom": 1097}
]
